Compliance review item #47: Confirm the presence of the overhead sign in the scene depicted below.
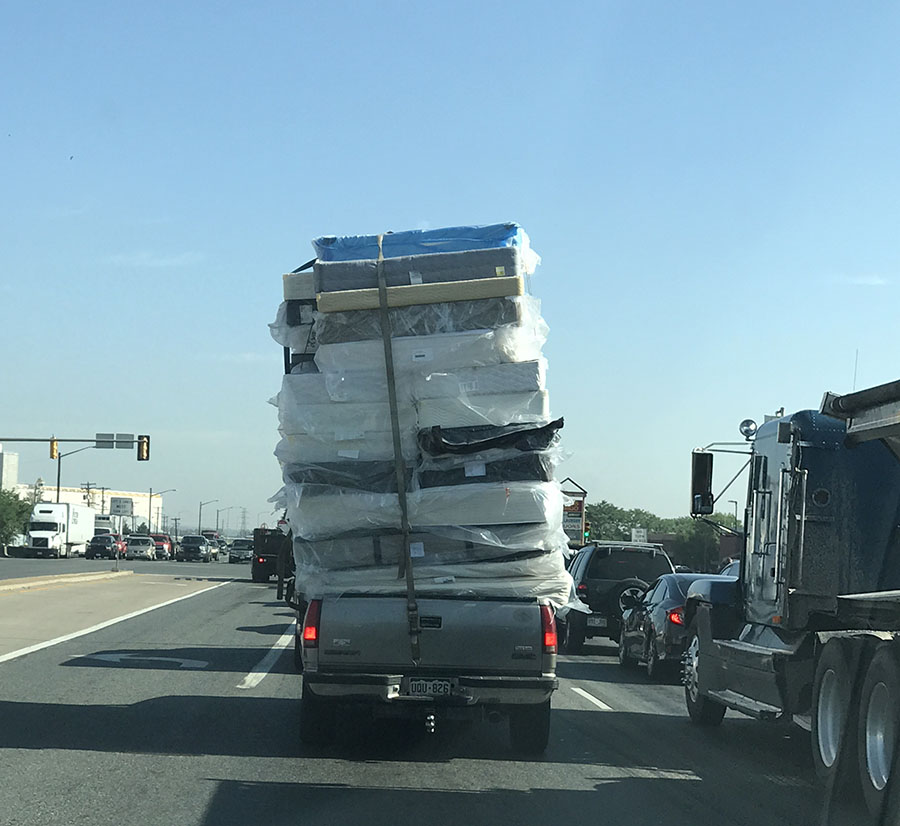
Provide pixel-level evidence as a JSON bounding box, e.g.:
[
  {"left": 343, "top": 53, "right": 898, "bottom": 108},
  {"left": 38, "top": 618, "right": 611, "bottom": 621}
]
[
  {"left": 115, "top": 433, "right": 135, "bottom": 449},
  {"left": 110, "top": 497, "right": 133, "bottom": 516},
  {"left": 95, "top": 432, "right": 115, "bottom": 449}
]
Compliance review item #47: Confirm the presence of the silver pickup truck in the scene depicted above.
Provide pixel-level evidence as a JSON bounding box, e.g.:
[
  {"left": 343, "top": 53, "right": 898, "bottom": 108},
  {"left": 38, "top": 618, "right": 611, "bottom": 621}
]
[{"left": 296, "top": 593, "right": 558, "bottom": 753}]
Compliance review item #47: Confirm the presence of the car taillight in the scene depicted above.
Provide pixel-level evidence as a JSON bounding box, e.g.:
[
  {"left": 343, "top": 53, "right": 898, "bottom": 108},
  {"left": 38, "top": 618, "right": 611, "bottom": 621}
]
[
  {"left": 302, "top": 599, "right": 321, "bottom": 648},
  {"left": 576, "top": 583, "right": 588, "bottom": 598},
  {"left": 668, "top": 607, "right": 685, "bottom": 626},
  {"left": 258, "top": 557, "right": 265, "bottom": 564},
  {"left": 540, "top": 605, "right": 557, "bottom": 653}
]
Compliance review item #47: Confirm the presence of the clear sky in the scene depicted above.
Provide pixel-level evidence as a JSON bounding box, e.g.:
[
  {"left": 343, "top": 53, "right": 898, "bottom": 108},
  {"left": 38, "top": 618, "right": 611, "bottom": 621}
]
[{"left": 2, "top": 2, "right": 898, "bottom": 528}]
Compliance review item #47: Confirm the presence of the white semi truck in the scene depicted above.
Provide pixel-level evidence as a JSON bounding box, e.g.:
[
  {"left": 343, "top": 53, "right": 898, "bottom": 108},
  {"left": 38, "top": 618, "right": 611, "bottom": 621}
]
[{"left": 25, "top": 502, "right": 96, "bottom": 558}]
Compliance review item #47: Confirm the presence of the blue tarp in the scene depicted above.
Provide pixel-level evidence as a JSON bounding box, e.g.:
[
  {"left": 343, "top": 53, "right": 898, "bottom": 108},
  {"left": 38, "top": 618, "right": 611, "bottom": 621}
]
[{"left": 312, "top": 222, "right": 529, "bottom": 262}]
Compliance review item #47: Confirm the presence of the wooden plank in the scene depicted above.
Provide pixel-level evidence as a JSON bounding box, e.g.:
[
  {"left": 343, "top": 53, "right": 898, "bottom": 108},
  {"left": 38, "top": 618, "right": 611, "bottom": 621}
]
[{"left": 316, "top": 275, "right": 524, "bottom": 313}]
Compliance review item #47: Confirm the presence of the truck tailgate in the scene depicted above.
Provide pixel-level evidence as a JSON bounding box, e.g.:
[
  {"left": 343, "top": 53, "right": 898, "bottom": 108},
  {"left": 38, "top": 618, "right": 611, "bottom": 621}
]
[{"left": 317, "top": 596, "right": 545, "bottom": 676}]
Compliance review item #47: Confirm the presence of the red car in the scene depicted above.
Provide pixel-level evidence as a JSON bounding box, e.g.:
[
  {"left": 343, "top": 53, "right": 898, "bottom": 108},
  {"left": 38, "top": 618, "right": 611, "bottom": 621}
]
[
  {"left": 150, "top": 533, "right": 174, "bottom": 560},
  {"left": 108, "top": 533, "right": 127, "bottom": 558}
]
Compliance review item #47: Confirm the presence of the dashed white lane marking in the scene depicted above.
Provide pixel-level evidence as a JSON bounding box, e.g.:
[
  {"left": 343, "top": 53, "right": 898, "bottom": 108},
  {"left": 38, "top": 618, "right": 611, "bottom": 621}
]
[
  {"left": 571, "top": 685, "right": 614, "bottom": 711},
  {"left": 0, "top": 580, "right": 232, "bottom": 665},
  {"left": 236, "top": 627, "right": 295, "bottom": 690}
]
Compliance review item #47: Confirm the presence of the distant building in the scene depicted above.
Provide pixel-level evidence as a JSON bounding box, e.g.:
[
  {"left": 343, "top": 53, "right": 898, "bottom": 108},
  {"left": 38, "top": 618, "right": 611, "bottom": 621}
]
[{"left": 0, "top": 448, "right": 18, "bottom": 491}]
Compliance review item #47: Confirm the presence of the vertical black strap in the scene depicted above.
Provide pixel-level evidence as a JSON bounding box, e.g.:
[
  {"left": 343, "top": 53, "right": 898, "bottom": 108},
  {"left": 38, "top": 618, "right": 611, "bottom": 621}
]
[{"left": 375, "top": 234, "right": 420, "bottom": 664}]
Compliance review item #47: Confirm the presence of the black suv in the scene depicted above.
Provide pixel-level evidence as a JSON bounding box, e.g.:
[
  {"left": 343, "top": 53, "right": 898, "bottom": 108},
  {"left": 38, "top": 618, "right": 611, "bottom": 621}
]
[
  {"left": 559, "top": 542, "right": 676, "bottom": 652},
  {"left": 85, "top": 534, "right": 117, "bottom": 560}
]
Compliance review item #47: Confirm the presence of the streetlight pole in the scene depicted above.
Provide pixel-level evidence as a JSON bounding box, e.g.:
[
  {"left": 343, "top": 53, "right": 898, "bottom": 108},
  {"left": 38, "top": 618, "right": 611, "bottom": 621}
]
[
  {"left": 216, "top": 506, "right": 233, "bottom": 536},
  {"left": 198, "top": 499, "right": 218, "bottom": 535},
  {"left": 727, "top": 499, "right": 739, "bottom": 528},
  {"left": 56, "top": 445, "right": 95, "bottom": 502},
  {"left": 149, "top": 488, "right": 176, "bottom": 533}
]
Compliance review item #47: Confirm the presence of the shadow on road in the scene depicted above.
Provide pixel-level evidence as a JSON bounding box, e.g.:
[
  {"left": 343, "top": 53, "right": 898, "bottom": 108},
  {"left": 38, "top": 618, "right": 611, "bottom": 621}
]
[
  {"left": 61, "top": 646, "right": 296, "bottom": 675},
  {"left": 236, "top": 623, "right": 294, "bottom": 636}
]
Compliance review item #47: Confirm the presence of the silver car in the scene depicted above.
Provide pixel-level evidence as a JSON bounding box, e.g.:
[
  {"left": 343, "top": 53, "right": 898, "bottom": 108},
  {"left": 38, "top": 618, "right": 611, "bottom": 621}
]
[{"left": 125, "top": 535, "right": 155, "bottom": 560}]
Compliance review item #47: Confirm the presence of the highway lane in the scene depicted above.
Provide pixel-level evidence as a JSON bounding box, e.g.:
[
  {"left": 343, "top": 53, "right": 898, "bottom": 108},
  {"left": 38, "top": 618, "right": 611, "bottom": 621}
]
[
  {"left": 0, "top": 555, "right": 239, "bottom": 581},
  {"left": 0, "top": 581, "right": 864, "bottom": 826}
]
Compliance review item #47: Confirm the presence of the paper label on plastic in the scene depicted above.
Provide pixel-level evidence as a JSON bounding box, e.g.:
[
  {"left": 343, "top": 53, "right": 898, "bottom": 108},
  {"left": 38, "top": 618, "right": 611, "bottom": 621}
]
[
  {"left": 495, "top": 266, "right": 506, "bottom": 277},
  {"left": 337, "top": 449, "right": 360, "bottom": 459},
  {"left": 411, "top": 349, "right": 433, "bottom": 363},
  {"left": 409, "top": 542, "right": 425, "bottom": 558},
  {"left": 460, "top": 380, "right": 478, "bottom": 393},
  {"left": 464, "top": 462, "right": 487, "bottom": 478},
  {"left": 408, "top": 271, "right": 423, "bottom": 285}
]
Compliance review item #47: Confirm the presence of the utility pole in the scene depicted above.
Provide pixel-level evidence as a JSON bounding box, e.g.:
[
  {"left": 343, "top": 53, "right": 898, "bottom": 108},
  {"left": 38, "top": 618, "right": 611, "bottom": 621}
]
[
  {"left": 81, "top": 481, "right": 97, "bottom": 508},
  {"left": 171, "top": 516, "right": 180, "bottom": 539},
  {"left": 240, "top": 507, "right": 248, "bottom": 536},
  {"left": 98, "top": 487, "right": 110, "bottom": 514}
]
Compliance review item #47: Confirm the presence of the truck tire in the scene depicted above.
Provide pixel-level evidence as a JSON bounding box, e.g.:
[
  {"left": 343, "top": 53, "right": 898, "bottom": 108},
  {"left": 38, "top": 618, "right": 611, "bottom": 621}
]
[
  {"left": 811, "top": 639, "right": 857, "bottom": 788},
  {"left": 509, "top": 700, "right": 551, "bottom": 754},
  {"left": 299, "top": 682, "right": 335, "bottom": 746},
  {"left": 683, "top": 624, "right": 725, "bottom": 726},
  {"left": 856, "top": 644, "right": 900, "bottom": 819},
  {"left": 605, "top": 579, "right": 649, "bottom": 639},
  {"left": 561, "top": 616, "right": 585, "bottom": 654}
]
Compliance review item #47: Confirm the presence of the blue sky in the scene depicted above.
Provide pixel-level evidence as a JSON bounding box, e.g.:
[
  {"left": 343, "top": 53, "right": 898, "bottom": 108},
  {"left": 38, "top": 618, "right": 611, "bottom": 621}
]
[{"left": 1, "top": 2, "right": 898, "bottom": 527}]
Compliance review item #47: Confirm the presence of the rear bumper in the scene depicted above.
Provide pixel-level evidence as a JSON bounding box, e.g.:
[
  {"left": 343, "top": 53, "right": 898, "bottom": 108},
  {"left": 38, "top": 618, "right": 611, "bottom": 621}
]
[{"left": 303, "top": 671, "right": 558, "bottom": 706}]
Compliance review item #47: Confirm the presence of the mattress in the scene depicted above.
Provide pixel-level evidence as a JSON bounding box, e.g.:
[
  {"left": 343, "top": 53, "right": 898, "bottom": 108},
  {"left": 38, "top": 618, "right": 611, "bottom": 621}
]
[
  {"left": 283, "top": 270, "right": 316, "bottom": 300},
  {"left": 418, "top": 417, "right": 564, "bottom": 457},
  {"left": 416, "top": 451, "right": 555, "bottom": 488},
  {"left": 416, "top": 391, "right": 549, "bottom": 429},
  {"left": 315, "top": 275, "right": 523, "bottom": 313},
  {"left": 415, "top": 359, "right": 546, "bottom": 399},
  {"left": 314, "top": 297, "right": 523, "bottom": 345},
  {"left": 312, "top": 222, "right": 534, "bottom": 263},
  {"left": 281, "top": 481, "right": 562, "bottom": 539},
  {"left": 282, "top": 461, "right": 403, "bottom": 493},
  {"left": 275, "top": 431, "right": 418, "bottom": 464},
  {"left": 278, "top": 371, "right": 396, "bottom": 406},
  {"left": 278, "top": 399, "right": 416, "bottom": 439},
  {"left": 269, "top": 302, "right": 317, "bottom": 351},
  {"left": 316, "top": 247, "right": 525, "bottom": 293},
  {"left": 314, "top": 326, "right": 546, "bottom": 374}
]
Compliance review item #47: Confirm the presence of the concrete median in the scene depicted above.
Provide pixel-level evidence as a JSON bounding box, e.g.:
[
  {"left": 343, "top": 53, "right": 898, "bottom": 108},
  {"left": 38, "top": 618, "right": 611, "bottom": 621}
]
[{"left": 0, "top": 570, "right": 135, "bottom": 593}]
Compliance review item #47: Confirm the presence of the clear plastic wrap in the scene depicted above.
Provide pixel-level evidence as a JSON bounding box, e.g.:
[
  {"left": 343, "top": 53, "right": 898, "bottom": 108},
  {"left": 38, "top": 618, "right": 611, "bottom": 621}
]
[
  {"left": 281, "top": 460, "right": 405, "bottom": 493},
  {"left": 269, "top": 302, "right": 317, "bottom": 352},
  {"left": 418, "top": 418, "right": 564, "bottom": 457},
  {"left": 314, "top": 321, "right": 548, "bottom": 374},
  {"left": 274, "top": 431, "right": 418, "bottom": 464},
  {"left": 296, "top": 548, "right": 575, "bottom": 611},
  {"left": 415, "top": 359, "right": 546, "bottom": 399},
  {"left": 415, "top": 446, "right": 560, "bottom": 488},
  {"left": 416, "top": 391, "right": 549, "bottom": 429},
  {"left": 312, "top": 222, "right": 539, "bottom": 274},
  {"left": 277, "top": 399, "right": 417, "bottom": 440},
  {"left": 314, "top": 296, "right": 526, "bottom": 344}
]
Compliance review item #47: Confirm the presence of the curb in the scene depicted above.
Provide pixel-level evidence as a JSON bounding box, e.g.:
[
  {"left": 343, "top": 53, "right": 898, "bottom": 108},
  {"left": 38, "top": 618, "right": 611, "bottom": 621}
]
[{"left": 0, "top": 570, "right": 135, "bottom": 593}]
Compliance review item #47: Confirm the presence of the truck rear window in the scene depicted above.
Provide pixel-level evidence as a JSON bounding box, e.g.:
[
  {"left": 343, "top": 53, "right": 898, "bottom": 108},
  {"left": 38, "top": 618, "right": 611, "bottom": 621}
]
[{"left": 587, "top": 549, "right": 674, "bottom": 581}]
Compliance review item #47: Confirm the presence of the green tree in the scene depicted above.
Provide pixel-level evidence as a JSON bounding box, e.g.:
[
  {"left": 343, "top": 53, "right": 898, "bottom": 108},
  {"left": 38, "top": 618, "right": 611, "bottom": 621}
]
[
  {"left": 135, "top": 522, "right": 149, "bottom": 535},
  {"left": 0, "top": 489, "right": 33, "bottom": 547}
]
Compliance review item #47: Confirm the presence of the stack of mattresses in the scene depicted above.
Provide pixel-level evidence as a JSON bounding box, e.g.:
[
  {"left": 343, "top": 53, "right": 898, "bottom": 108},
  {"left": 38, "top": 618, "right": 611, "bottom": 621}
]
[{"left": 269, "top": 223, "right": 574, "bottom": 606}]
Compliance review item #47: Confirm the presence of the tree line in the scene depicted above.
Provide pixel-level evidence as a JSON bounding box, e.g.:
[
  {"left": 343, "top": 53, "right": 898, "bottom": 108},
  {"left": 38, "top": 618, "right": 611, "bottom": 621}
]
[{"left": 584, "top": 500, "right": 741, "bottom": 572}]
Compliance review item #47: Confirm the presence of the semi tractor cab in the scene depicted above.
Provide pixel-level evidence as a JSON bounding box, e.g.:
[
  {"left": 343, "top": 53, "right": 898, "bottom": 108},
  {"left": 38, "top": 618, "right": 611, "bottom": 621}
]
[
  {"left": 685, "top": 378, "right": 900, "bottom": 821},
  {"left": 24, "top": 503, "right": 96, "bottom": 558}
]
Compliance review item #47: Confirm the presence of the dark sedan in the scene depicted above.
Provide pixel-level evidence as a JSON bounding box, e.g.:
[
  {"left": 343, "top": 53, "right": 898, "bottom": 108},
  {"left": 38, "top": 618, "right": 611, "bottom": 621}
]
[{"left": 618, "top": 572, "right": 736, "bottom": 681}]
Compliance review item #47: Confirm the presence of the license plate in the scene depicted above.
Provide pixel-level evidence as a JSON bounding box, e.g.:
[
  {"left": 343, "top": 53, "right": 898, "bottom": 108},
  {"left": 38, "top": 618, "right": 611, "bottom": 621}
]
[
  {"left": 587, "top": 616, "right": 607, "bottom": 627},
  {"left": 407, "top": 679, "right": 452, "bottom": 697}
]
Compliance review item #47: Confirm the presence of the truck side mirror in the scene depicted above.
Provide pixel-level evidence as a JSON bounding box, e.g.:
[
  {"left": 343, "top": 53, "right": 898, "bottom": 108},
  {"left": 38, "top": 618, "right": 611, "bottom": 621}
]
[{"left": 691, "top": 451, "right": 714, "bottom": 515}]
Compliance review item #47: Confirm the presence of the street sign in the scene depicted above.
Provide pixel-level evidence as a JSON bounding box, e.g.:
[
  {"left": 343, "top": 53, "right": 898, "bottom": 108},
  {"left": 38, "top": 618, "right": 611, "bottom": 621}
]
[
  {"left": 631, "top": 527, "right": 648, "bottom": 543},
  {"left": 562, "top": 492, "right": 586, "bottom": 542},
  {"left": 95, "top": 432, "right": 115, "bottom": 449},
  {"left": 110, "top": 497, "right": 133, "bottom": 516},
  {"left": 115, "top": 433, "right": 135, "bottom": 449}
]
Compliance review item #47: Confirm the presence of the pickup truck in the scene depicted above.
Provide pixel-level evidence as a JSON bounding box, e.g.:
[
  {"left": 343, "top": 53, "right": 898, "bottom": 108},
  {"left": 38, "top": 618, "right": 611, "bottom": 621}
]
[{"left": 296, "top": 592, "right": 558, "bottom": 753}]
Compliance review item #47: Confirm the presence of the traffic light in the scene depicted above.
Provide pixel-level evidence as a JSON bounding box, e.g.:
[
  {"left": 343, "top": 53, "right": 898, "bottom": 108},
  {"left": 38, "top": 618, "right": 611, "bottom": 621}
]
[
  {"left": 583, "top": 521, "right": 591, "bottom": 541},
  {"left": 50, "top": 438, "right": 58, "bottom": 460},
  {"left": 137, "top": 434, "right": 150, "bottom": 461}
]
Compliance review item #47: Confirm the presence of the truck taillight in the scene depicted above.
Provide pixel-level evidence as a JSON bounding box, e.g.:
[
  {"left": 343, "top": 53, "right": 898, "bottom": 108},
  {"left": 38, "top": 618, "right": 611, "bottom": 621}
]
[
  {"left": 541, "top": 605, "right": 557, "bottom": 653},
  {"left": 668, "top": 607, "right": 685, "bottom": 626},
  {"left": 302, "top": 599, "right": 322, "bottom": 648}
]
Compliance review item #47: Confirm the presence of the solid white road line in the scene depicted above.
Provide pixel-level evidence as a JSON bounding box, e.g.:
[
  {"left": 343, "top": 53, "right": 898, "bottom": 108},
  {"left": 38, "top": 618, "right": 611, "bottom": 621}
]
[
  {"left": 571, "top": 685, "right": 614, "bottom": 711},
  {"left": 236, "top": 627, "right": 295, "bottom": 690},
  {"left": 0, "top": 580, "right": 232, "bottom": 665}
]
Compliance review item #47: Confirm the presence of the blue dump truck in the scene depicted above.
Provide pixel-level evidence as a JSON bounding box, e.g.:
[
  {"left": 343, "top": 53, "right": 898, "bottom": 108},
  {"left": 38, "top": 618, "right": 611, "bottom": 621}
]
[{"left": 685, "top": 378, "right": 900, "bottom": 821}]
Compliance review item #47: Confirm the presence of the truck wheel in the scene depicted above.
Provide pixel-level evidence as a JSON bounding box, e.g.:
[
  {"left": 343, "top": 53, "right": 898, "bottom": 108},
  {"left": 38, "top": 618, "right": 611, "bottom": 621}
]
[
  {"left": 811, "top": 639, "right": 856, "bottom": 787},
  {"left": 561, "top": 617, "right": 585, "bottom": 654},
  {"left": 509, "top": 700, "right": 551, "bottom": 754},
  {"left": 856, "top": 644, "right": 900, "bottom": 819},
  {"left": 299, "top": 682, "right": 334, "bottom": 746},
  {"left": 683, "top": 625, "right": 725, "bottom": 726}
]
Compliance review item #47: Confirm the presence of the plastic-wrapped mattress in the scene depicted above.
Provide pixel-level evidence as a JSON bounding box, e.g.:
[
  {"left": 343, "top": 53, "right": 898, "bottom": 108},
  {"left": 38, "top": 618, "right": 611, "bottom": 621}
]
[
  {"left": 312, "top": 222, "right": 536, "bottom": 265},
  {"left": 313, "top": 297, "right": 524, "bottom": 344},
  {"left": 415, "top": 451, "right": 555, "bottom": 488},
  {"left": 416, "top": 391, "right": 549, "bottom": 429},
  {"left": 275, "top": 431, "right": 418, "bottom": 464}
]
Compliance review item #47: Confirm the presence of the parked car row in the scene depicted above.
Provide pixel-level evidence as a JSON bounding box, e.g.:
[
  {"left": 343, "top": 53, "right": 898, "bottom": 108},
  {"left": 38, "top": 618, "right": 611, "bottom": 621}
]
[{"left": 83, "top": 532, "right": 245, "bottom": 563}]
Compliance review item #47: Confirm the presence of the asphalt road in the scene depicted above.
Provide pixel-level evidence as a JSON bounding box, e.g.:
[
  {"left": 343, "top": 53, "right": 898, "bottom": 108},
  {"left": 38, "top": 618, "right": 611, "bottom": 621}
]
[
  {"left": 0, "top": 555, "right": 239, "bottom": 581},
  {"left": 0, "top": 573, "right": 867, "bottom": 826}
]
